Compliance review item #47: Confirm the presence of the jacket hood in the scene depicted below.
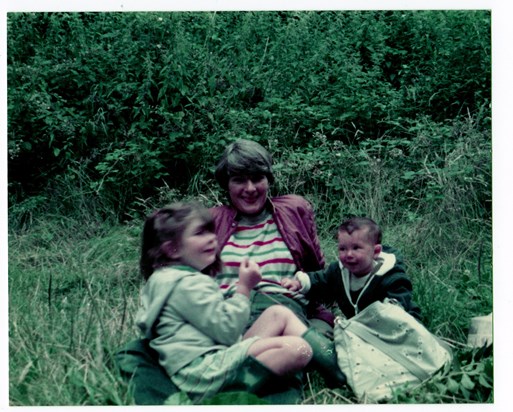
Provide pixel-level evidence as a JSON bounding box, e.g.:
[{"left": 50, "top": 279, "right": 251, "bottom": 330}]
[
  {"left": 338, "top": 251, "right": 397, "bottom": 314},
  {"left": 373, "top": 251, "right": 397, "bottom": 276},
  {"left": 135, "top": 266, "right": 196, "bottom": 337}
]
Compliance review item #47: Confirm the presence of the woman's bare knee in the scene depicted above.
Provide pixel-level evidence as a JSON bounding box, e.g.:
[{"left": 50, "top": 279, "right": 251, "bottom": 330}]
[{"left": 264, "top": 304, "right": 294, "bottom": 319}]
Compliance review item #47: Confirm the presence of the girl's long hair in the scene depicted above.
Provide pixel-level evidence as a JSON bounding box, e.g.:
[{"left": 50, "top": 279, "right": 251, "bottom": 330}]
[{"left": 139, "top": 202, "right": 222, "bottom": 280}]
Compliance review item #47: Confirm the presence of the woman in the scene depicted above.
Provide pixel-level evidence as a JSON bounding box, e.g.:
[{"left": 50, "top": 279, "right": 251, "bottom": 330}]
[
  {"left": 210, "top": 139, "right": 345, "bottom": 388},
  {"left": 211, "top": 139, "right": 333, "bottom": 330}
]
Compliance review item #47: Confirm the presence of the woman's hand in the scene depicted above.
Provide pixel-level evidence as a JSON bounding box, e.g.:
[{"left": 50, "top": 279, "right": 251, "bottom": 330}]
[{"left": 236, "top": 258, "right": 262, "bottom": 297}]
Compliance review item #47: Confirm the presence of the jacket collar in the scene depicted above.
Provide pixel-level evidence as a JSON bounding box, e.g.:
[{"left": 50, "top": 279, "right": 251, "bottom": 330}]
[{"left": 338, "top": 251, "right": 397, "bottom": 314}]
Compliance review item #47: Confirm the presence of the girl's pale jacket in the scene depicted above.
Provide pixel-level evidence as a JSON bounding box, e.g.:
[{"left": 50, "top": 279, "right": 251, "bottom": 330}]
[{"left": 135, "top": 265, "right": 251, "bottom": 377}]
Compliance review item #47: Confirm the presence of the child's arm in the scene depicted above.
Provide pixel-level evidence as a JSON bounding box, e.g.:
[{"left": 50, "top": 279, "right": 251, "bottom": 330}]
[
  {"left": 281, "top": 271, "right": 311, "bottom": 292},
  {"left": 380, "top": 247, "right": 422, "bottom": 320},
  {"left": 295, "top": 263, "right": 341, "bottom": 306},
  {"left": 382, "top": 275, "right": 422, "bottom": 320}
]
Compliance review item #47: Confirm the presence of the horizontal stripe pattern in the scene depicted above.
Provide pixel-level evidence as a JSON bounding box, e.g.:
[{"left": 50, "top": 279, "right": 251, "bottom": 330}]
[
  {"left": 219, "top": 216, "right": 306, "bottom": 304},
  {"left": 224, "top": 237, "right": 283, "bottom": 248},
  {"left": 220, "top": 279, "right": 308, "bottom": 305},
  {"left": 224, "top": 257, "right": 295, "bottom": 267}
]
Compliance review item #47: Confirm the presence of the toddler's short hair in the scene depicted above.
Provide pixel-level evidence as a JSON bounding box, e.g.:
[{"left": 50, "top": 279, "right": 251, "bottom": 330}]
[{"left": 338, "top": 217, "right": 382, "bottom": 244}]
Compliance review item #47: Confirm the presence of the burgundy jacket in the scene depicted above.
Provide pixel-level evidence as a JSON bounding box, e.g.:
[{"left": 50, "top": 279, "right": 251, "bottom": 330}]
[
  {"left": 211, "top": 194, "right": 325, "bottom": 272},
  {"left": 211, "top": 195, "right": 334, "bottom": 326}
]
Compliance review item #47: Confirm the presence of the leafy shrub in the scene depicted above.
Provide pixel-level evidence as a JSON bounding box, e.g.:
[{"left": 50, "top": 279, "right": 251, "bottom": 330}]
[
  {"left": 392, "top": 346, "right": 493, "bottom": 403},
  {"left": 8, "top": 10, "right": 490, "bottom": 217}
]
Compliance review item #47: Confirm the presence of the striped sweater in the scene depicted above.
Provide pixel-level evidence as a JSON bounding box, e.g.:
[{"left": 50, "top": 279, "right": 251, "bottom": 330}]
[{"left": 218, "top": 210, "right": 308, "bottom": 304}]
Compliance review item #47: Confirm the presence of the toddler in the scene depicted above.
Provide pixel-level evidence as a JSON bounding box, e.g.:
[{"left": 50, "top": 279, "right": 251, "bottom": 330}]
[{"left": 282, "top": 217, "right": 421, "bottom": 319}]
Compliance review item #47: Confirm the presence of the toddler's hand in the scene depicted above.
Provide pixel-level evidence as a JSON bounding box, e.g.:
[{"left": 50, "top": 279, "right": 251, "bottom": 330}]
[
  {"left": 238, "top": 258, "right": 262, "bottom": 291},
  {"left": 281, "top": 277, "right": 302, "bottom": 292}
]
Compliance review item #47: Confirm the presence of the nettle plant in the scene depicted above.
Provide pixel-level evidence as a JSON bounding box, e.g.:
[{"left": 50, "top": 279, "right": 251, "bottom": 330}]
[{"left": 392, "top": 346, "right": 493, "bottom": 403}]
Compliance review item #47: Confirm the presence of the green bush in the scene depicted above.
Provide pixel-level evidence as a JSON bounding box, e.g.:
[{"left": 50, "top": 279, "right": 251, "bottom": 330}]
[{"left": 8, "top": 10, "right": 490, "bottom": 217}]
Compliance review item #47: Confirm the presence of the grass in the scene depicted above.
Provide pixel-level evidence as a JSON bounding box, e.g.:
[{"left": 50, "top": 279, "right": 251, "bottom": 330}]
[
  {"left": 8, "top": 201, "right": 492, "bottom": 405},
  {"left": 8, "top": 116, "right": 493, "bottom": 405},
  {"left": 8, "top": 220, "right": 140, "bottom": 405}
]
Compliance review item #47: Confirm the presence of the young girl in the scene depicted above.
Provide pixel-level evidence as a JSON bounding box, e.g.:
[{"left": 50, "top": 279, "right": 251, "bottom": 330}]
[{"left": 136, "top": 202, "right": 313, "bottom": 403}]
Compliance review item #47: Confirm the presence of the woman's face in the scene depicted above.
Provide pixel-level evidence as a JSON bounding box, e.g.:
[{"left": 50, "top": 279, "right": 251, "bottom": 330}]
[{"left": 228, "top": 174, "right": 269, "bottom": 216}]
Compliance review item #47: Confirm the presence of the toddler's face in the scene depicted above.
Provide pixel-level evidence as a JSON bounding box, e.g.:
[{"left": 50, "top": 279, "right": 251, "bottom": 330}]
[{"left": 337, "top": 228, "right": 381, "bottom": 277}]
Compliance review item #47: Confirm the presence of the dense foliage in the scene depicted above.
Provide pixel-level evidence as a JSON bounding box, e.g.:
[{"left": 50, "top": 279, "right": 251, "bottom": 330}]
[
  {"left": 8, "top": 10, "right": 490, "bottom": 221},
  {"left": 8, "top": 10, "right": 492, "bottom": 406}
]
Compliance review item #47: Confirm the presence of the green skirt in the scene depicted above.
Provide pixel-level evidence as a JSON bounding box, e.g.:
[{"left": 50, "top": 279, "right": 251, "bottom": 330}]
[
  {"left": 248, "top": 291, "right": 309, "bottom": 327},
  {"left": 170, "top": 336, "right": 260, "bottom": 404}
]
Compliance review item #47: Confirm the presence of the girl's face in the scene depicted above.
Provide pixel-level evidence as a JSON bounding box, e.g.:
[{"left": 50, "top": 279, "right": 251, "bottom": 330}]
[
  {"left": 338, "top": 228, "right": 382, "bottom": 277},
  {"left": 174, "top": 218, "right": 218, "bottom": 271},
  {"left": 228, "top": 174, "right": 269, "bottom": 216}
]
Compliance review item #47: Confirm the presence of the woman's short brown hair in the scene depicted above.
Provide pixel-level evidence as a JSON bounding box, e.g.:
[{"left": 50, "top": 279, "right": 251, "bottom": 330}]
[{"left": 214, "top": 139, "right": 274, "bottom": 189}]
